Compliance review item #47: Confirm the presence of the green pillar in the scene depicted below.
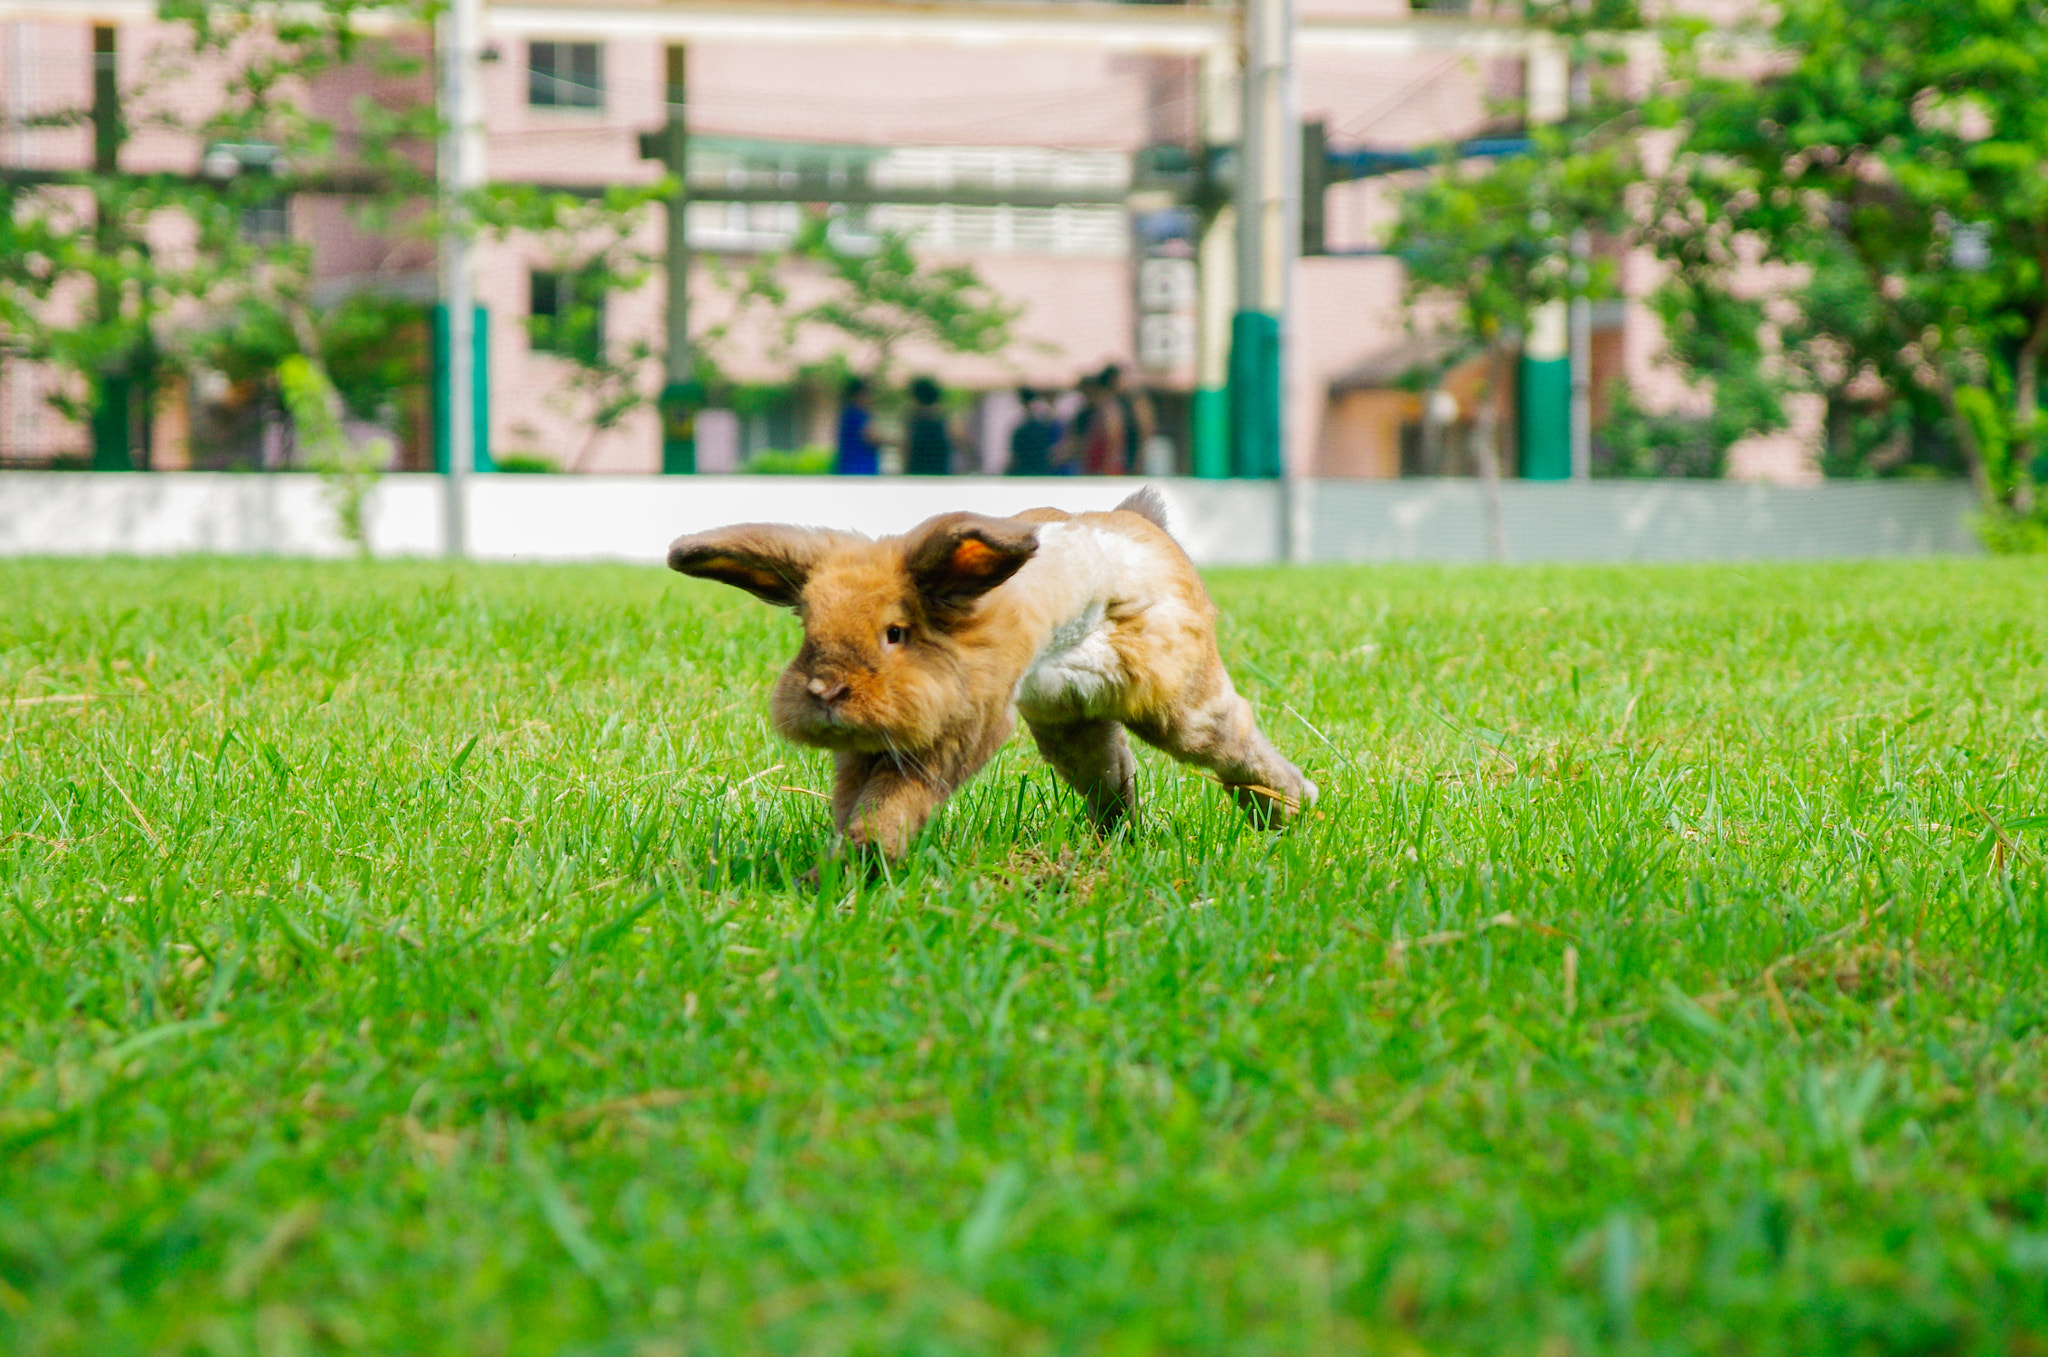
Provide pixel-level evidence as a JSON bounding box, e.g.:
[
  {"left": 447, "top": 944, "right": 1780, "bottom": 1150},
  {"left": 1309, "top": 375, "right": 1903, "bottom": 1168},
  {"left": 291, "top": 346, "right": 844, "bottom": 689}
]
[
  {"left": 1519, "top": 354, "right": 1570, "bottom": 480},
  {"left": 1191, "top": 385, "right": 1231, "bottom": 478},
  {"left": 1227, "top": 311, "right": 1282, "bottom": 479},
  {"left": 91, "top": 374, "right": 134, "bottom": 471},
  {"left": 432, "top": 304, "right": 492, "bottom": 473},
  {"left": 661, "top": 380, "right": 700, "bottom": 474}
]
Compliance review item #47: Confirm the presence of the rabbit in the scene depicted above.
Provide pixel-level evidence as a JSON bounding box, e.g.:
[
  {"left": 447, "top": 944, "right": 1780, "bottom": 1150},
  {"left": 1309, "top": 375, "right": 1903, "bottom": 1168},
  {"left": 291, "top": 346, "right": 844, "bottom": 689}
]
[{"left": 666, "top": 487, "right": 1317, "bottom": 858}]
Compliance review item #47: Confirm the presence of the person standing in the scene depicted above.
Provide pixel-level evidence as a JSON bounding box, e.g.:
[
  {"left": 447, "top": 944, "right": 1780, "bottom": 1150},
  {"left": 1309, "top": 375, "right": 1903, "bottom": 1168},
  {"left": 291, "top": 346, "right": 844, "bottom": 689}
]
[
  {"left": 905, "top": 375, "right": 953, "bottom": 476},
  {"left": 1099, "top": 363, "right": 1154, "bottom": 476},
  {"left": 1006, "top": 386, "right": 1061, "bottom": 476},
  {"left": 1074, "top": 373, "right": 1127, "bottom": 476},
  {"left": 835, "top": 376, "right": 882, "bottom": 476},
  {"left": 1054, "top": 375, "right": 1096, "bottom": 473}
]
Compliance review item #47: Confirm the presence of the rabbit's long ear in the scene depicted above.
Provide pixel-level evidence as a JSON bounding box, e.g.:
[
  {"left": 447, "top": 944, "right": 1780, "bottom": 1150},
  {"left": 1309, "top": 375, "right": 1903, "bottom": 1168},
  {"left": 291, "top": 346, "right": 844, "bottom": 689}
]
[
  {"left": 667, "top": 524, "right": 837, "bottom": 607},
  {"left": 902, "top": 512, "right": 1039, "bottom": 614}
]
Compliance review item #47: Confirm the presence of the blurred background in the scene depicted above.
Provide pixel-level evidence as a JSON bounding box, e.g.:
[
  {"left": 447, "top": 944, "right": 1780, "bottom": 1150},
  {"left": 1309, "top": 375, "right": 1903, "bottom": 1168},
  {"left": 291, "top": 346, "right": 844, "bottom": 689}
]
[{"left": 0, "top": 0, "right": 2042, "bottom": 552}]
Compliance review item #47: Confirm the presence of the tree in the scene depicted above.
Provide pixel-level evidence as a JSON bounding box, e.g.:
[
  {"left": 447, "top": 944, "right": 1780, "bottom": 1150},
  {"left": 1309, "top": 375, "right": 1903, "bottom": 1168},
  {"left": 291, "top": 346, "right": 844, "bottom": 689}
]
[
  {"left": 1386, "top": 43, "right": 1639, "bottom": 546},
  {"left": 1645, "top": 0, "right": 2048, "bottom": 538},
  {"left": 709, "top": 210, "right": 1024, "bottom": 394},
  {"left": 0, "top": 1, "right": 438, "bottom": 468},
  {"left": 471, "top": 182, "right": 673, "bottom": 471},
  {"left": 0, "top": 1, "right": 668, "bottom": 480}
]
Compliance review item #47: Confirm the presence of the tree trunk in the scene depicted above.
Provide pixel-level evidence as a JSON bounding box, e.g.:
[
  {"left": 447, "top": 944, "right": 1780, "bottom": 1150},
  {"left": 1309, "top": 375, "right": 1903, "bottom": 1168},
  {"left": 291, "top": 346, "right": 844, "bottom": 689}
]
[
  {"left": 1421, "top": 380, "right": 1445, "bottom": 474},
  {"left": 2012, "top": 299, "right": 2048, "bottom": 516},
  {"left": 1932, "top": 366, "right": 1997, "bottom": 507},
  {"left": 1842, "top": 238, "right": 2001, "bottom": 506},
  {"left": 1471, "top": 341, "right": 1509, "bottom": 562}
]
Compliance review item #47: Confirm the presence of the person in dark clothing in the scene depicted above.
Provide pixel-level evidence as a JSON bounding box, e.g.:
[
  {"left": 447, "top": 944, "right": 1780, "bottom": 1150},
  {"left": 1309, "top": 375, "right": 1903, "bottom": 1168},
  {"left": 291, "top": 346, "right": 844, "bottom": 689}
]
[
  {"left": 1006, "top": 386, "right": 1061, "bottom": 476},
  {"left": 1068, "top": 372, "right": 1127, "bottom": 475},
  {"left": 835, "top": 376, "right": 882, "bottom": 476},
  {"left": 1057, "top": 374, "right": 1098, "bottom": 475},
  {"left": 1099, "top": 363, "right": 1153, "bottom": 474},
  {"left": 905, "top": 375, "right": 953, "bottom": 476}
]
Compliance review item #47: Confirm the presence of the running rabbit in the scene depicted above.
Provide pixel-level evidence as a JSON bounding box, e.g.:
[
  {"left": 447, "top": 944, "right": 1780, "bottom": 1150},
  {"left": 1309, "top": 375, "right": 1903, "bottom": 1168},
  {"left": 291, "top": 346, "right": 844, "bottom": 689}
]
[{"left": 667, "top": 488, "right": 1317, "bottom": 858}]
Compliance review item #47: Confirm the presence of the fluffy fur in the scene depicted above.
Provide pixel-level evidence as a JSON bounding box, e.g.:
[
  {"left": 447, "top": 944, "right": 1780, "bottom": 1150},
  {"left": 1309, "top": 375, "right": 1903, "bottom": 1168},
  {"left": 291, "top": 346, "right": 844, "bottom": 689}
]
[{"left": 667, "top": 489, "right": 1317, "bottom": 857}]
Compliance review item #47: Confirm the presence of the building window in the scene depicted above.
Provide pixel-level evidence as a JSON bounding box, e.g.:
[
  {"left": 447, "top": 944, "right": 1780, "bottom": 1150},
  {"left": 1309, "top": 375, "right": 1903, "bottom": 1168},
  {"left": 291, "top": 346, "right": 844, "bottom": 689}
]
[
  {"left": 240, "top": 195, "right": 290, "bottom": 244},
  {"left": 201, "top": 141, "right": 291, "bottom": 243},
  {"left": 528, "top": 41, "right": 602, "bottom": 110},
  {"left": 681, "top": 141, "right": 1133, "bottom": 258},
  {"left": 528, "top": 269, "right": 606, "bottom": 365}
]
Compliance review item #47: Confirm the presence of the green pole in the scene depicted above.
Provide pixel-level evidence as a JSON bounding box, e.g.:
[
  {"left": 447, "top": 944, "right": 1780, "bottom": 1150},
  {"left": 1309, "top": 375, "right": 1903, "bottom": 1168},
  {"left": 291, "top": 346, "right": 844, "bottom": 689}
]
[
  {"left": 1519, "top": 352, "right": 1570, "bottom": 480},
  {"left": 1191, "top": 385, "right": 1231, "bottom": 478},
  {"left": 1228, "top": 311, "right": 1282, "bottom": 479},
  {"left": 91, "top": 374, "right": 133, "bottom": 471},
  {"left": 89, "top": 25, "right": 133, "bottom": 472},
  {"left": 657, "top": 44, "right": 694, "bottom": 474},
  {"left": 661, "top": 380, "right": 699, "bottom": 475}
]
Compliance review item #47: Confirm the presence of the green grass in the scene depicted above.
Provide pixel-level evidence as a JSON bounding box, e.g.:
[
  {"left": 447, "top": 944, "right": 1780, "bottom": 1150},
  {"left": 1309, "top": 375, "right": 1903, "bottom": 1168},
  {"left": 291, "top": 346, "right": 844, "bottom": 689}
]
[{"left": 2, "top": 556, "right": 2046, "bottom": 1356}]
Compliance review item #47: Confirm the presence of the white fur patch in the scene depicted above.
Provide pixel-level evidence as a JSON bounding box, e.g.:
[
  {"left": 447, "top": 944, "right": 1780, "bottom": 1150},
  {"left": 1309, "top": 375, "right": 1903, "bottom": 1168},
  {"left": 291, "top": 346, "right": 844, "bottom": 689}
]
[
  {"left": 1039, "top": 520, "right": 1153, "bottom": 580},
  {"left": 1009, "top": 521, "right": 1181, "bottom": 720},
  {"left": 1016, "top": 599, "right": 1122, "bottom": 716}
]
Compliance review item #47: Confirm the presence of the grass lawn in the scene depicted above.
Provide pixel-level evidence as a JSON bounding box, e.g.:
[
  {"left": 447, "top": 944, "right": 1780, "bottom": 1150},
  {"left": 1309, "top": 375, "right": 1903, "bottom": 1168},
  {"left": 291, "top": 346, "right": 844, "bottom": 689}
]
[{"left": 2, "top": 555, "right": 2046, "bottom": 1356}]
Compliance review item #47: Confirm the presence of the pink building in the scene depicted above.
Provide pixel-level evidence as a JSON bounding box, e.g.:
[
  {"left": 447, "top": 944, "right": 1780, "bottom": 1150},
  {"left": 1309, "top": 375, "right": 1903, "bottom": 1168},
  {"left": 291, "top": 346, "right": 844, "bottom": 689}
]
[{"left": 0, "top": 0, "right": 1810, "bottom": 480}]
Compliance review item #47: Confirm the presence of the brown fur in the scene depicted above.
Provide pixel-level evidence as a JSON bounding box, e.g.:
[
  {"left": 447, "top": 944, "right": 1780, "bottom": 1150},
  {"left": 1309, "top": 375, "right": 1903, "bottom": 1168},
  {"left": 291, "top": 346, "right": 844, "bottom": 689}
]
[{"left": 667, "top": 500, "right": 1315, "bottom": 857}]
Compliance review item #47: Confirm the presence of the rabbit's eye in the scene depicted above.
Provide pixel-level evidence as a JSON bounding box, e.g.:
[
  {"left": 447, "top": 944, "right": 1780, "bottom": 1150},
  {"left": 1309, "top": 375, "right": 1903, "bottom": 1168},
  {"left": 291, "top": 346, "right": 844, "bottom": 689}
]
[{"left": 884, "top": 624, "right": 908, "bottom": 647}]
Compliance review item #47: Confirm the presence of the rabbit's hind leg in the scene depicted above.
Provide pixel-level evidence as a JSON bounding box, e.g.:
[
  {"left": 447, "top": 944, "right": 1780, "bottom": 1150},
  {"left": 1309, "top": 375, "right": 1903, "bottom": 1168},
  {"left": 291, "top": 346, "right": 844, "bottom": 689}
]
[
  {"left": 1026, "top": 717, "right": 1138, "bottom": 832},
  {"left": 1129, "top": 685, "right": 1316, "bottom": 829}
]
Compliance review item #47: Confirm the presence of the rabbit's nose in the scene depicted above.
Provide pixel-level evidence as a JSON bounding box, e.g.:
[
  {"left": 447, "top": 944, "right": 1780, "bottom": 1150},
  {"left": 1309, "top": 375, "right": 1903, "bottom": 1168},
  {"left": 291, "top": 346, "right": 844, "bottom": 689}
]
[{"left": 808, "top": 677, "right": 850, "bottom": 706}]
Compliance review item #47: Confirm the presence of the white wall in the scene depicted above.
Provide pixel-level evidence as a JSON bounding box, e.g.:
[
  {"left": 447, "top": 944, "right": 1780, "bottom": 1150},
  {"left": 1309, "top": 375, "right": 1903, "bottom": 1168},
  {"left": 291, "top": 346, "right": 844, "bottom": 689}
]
[
  {"left": 1311, "top": 479, "right": 1982, "bottom": 561},
  {"left": 0, "top": 472, "right": 445, "bottom": 559},
  {"left": 0, "top": 472, "right": 1979, "bottom": 565}
]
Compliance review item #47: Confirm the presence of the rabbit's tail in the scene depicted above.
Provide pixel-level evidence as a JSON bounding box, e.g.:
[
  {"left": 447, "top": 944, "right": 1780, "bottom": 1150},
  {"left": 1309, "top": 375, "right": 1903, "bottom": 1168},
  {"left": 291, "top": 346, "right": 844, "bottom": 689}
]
[{"left": 1115, "top": 486, "right": 1169, "bottom": 531}]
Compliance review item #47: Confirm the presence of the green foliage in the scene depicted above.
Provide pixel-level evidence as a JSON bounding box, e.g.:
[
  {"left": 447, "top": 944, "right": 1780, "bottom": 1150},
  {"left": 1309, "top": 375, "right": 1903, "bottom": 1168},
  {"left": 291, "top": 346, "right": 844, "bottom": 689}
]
[
  {"left": 1815, "top": 400, "right": 1965, "bottom": 481},
  {"left": 1, "top": 558, "right": 2045, "bottom": 1351},
  {"left": 0, "top": 0, "right": 649, "bottom": 471},
  {"left": 1388, "top": 124, "right": 1633, "bottom": 361},
  {"left": 275, "top": 354, "right": 345, "bottom": 459},
  {"left": 1386, "top": 48, "right": 1641, "bottom": 492},
  {"left": 1643, "top": 0, "right": 2048, "bottom": 524},
  {"left": 742, "top": 445, "right": 835, "bottom": 475},
  {"left": 472, "top": 181, "right": 673, "bottom": 470},
  {"left": 1413, "top": 0, "right": 2048, "bottom": 513},
  {"left": 522, "top": 266, "right": 609, "bottom": 368},
  {"left": 319, "top": 292, "right": 430, "bottom": 425},
  {"left": 1591, "top": 388, "right": 1727, "bottom": 478},
  {"left": 0, "top": 0, "right": 438, "bottom": 440},
  {"left": 176, "top": 291, "right": 428, "bottom": 436},
  {"left": 277, "top": 353, "right": 387, "bottom": 554},
  {"left": 491, "top": 452, "right": 558, "bottom": 475},
  {"left": 1388, "top": 0, "right": 1648, "bottom": 367},
  {"left": 1977, "top": 511, "right": 2048, "bottom": 554},
  {"left": 1518, "top": 0, "right": 1645, "bottom": 36},
  {"left": 708, "top": 210, "right": 1023, "bottom": 394}
]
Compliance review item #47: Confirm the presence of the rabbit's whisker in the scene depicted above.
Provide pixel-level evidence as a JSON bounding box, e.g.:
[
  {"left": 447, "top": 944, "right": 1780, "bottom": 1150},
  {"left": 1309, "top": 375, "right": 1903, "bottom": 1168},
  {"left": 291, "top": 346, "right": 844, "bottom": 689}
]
[{"left": 882, "top": 733, "right": 935, "bottom": 786}]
